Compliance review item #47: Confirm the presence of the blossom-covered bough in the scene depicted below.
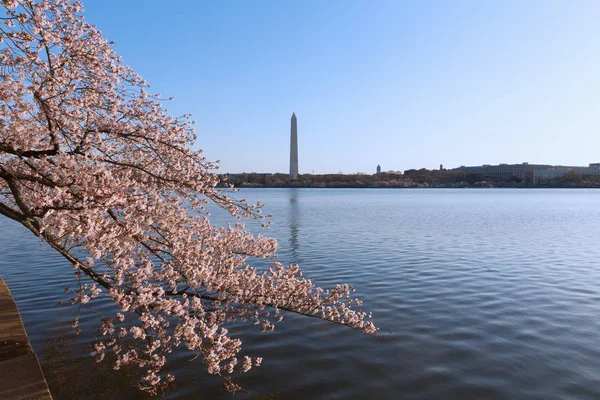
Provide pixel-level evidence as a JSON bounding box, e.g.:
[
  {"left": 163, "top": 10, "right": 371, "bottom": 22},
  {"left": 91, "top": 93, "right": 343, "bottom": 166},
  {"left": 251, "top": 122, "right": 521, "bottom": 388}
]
[{"left": 0, "top": 0, "right": 377, "bottom": 393}]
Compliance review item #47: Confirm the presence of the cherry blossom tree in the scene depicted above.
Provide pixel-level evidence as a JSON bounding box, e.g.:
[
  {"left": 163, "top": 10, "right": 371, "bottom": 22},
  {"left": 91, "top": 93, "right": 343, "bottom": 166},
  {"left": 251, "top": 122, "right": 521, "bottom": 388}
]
[{"left": 0, "top": 0, "right": 377, "bottom": 393}]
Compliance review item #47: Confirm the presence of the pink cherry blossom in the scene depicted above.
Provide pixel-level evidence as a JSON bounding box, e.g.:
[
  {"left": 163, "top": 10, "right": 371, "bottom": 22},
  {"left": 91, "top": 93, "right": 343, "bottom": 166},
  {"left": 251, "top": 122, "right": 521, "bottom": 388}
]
[{"left": 0, "top": 0, "right": 378, "bottom": 394}]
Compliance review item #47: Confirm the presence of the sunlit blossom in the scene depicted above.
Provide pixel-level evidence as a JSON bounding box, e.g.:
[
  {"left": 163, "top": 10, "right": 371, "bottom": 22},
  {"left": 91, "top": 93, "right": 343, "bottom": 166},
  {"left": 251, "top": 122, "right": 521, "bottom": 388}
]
[{"left": 0, "top": 0, "right": 377, "bottom": 394}]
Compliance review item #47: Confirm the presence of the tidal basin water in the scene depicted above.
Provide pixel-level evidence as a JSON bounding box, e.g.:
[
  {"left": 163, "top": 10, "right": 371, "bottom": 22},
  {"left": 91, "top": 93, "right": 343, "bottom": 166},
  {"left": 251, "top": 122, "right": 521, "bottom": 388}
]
[{"left": 2, "top": 188, "right": 600, "bottom": 399}]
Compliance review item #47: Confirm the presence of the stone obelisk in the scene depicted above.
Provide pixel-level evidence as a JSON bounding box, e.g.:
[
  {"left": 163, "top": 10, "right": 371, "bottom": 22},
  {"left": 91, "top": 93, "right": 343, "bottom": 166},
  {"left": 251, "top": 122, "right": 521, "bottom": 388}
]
[{"left": 290, "top": 113, "right": 299, "bottom": 180}]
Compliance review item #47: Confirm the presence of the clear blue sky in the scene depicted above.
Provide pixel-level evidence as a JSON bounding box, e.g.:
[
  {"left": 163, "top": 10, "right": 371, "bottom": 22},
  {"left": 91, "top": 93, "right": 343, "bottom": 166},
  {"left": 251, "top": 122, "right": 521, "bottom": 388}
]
[{"left": 83, "top": 0, "right": 600, "bottom": 174}]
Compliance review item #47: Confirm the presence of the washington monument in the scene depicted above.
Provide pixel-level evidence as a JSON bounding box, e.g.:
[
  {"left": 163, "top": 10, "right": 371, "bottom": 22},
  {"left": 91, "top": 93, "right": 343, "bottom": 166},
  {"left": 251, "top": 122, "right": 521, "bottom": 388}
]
[{"left": 290, "top": 113, "right": 298, "bottom": 180}]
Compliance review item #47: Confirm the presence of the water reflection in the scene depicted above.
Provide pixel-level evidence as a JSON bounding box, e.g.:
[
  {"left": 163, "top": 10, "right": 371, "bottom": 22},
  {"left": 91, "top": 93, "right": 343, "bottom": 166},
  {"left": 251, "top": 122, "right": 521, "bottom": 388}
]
[
  {"left": 40, "top": 324, "right": 148, "bottom": 400},
  {"left": 6, "top": 189, "right": 600, "bottom": 399},
  {"left": 288, "top": 189, "right": 299, "bottom": 262}
]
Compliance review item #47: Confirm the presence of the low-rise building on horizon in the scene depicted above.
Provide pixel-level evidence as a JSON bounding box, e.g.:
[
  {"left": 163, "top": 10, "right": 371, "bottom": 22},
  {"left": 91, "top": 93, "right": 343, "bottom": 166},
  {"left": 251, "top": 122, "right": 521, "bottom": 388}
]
[{"left": 453, "top": 162, "right": 600, "bottom": 184}]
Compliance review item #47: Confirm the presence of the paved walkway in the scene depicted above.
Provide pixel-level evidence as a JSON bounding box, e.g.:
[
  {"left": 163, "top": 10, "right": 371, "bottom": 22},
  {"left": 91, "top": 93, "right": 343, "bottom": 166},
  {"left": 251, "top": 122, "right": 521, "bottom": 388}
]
[{"left": 0, "top": 277, "right": 53, "bottom": 400}]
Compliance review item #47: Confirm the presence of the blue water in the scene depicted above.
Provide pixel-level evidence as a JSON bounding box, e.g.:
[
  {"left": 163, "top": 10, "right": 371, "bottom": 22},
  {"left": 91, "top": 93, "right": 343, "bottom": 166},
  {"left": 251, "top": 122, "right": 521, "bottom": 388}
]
[{"left": 2, "top": 189, "right": 600, "bottom": 399}]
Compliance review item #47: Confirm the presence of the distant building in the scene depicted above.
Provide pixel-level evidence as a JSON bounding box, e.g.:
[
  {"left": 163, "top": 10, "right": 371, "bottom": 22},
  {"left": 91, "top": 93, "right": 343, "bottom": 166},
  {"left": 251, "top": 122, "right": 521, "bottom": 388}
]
[
  {"left": 290, "top": 113, "right": 298, "bottom": 180},
  {"left": 376, "top": 164, "right": 381, "bottom": 174},
  {"left": 452, "top": 162, "right": 600, "bottom": 184},
  {"left": 440, "top": 164, "right": 444, "bottom": 171}
]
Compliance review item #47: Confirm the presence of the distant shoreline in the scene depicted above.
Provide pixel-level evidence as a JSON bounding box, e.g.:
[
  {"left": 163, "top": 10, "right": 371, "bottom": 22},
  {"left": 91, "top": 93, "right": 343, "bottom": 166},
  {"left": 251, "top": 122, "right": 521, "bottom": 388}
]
[
  {"left": 219, "top": 171, "right": 600, "bottom": 189},
  {"left": 218, "top": 184, "right": 600, "bottom": 189}
]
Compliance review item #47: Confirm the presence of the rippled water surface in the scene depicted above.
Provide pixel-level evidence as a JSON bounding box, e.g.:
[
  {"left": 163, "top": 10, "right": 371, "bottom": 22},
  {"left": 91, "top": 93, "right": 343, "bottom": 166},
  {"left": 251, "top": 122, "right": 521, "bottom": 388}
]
[{"left": 2, "top": 189, "right": 600, "bottom": 399}]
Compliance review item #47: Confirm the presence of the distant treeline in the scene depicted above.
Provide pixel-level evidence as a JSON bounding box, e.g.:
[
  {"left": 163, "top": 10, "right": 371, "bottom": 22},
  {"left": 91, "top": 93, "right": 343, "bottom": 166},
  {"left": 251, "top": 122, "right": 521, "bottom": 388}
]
[{"left": 219, "top": 169, "right": 600, "bottom": 188}]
